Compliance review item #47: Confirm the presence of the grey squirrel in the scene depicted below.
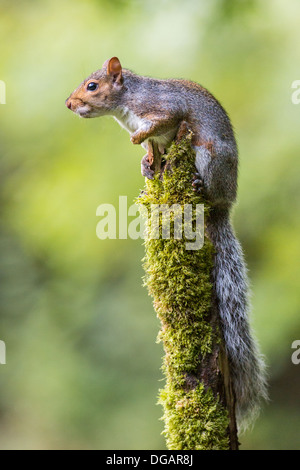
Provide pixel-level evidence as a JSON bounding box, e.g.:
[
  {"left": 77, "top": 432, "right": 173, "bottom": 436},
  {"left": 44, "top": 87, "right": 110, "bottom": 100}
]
[{"left": 66, "top": 57, "right": 268, "bottom": 431}]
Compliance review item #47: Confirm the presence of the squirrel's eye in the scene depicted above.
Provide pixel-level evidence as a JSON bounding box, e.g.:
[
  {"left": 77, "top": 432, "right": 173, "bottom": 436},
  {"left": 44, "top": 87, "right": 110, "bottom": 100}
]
[{"left": 87, "top": 82, "right": 98, "bottom": 91}]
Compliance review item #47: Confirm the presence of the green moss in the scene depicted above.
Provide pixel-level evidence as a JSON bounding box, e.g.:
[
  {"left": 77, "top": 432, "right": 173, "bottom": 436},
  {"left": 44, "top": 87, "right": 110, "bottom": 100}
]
[
  {"left": 138, "top": 134, "right": 229, "bottom": 450},
  {"left": 159, "top": 384, "right": 230, "bottom": 450}
]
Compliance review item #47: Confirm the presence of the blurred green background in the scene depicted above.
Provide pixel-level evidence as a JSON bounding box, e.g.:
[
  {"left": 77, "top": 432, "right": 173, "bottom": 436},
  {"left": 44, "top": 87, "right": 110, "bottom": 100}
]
[{"left": 0, "top": 0, "right": 300, "bottom": 450}]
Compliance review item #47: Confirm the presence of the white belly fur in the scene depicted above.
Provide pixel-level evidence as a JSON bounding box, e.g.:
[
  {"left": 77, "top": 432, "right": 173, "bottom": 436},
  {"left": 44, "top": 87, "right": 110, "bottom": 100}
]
[
  {"left": 113, "top": 107, "right": 177, "bottom": 150},
  {"left": 113, "top": 107, "right": 144, "bottom": 133}
]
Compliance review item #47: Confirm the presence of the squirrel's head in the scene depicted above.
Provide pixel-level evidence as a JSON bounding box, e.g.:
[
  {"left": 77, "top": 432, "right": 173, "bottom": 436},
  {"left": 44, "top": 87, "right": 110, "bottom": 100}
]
[{"left": 65, "top": 57, "right": 124, "bottom": 118}]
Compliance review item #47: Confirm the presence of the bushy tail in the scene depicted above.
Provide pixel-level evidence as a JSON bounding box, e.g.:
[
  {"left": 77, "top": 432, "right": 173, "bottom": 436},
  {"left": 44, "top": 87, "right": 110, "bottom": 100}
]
[{"left": 207, "top": 209, "right": 268, "bottom": 432}]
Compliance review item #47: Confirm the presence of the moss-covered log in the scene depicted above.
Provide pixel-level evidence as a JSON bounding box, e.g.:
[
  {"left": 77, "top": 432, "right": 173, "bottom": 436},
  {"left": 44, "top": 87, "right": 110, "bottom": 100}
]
[{"left": 138, "top": 128, "right": 238, "bottom": 450}]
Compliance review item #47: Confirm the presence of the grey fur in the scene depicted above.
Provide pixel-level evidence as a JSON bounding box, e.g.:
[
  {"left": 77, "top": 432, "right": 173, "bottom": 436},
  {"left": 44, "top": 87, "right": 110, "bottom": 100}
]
[{"left": 66, "top": 59, "right": 268, "bottom": 430}]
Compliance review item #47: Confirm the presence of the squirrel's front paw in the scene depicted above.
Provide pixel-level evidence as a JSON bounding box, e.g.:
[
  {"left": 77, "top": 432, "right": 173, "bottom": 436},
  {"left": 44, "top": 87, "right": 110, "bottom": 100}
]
[
  {"left": 192, "top": 172, "right": 205, "bottom": 195},
  {"left": 131, "top": 133, "right": 143, "bottom": 145},
  {"left": 141, "top": 154, "right": 154, "bottom": 180}
]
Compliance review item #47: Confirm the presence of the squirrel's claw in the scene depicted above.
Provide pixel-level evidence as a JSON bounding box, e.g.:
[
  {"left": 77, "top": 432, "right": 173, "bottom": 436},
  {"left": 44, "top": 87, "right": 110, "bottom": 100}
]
[
  {"left": 192, "top": 172, "right": 205, "bottom": 194},
  {"left": 141, "top": 154, "right": 154, "bottom": 180}
]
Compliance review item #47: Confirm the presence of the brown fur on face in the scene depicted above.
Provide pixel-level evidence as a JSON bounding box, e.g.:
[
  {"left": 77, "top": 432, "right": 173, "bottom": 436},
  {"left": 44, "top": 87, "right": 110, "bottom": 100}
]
[{"left": 65, "top": 57, "right": 124, "bottom": 118}]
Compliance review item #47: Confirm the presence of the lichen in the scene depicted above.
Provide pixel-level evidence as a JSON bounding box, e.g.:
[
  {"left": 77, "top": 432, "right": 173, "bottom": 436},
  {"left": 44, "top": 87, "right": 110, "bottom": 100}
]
[{"left": 138, "top": 134, "right": 230, "bottom": 450}]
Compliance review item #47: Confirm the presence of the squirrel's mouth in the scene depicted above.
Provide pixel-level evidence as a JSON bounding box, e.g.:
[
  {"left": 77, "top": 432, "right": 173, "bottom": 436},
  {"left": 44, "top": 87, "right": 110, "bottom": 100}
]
[{"left": 75, "top": 106, "right": 92, "bottom": 118}]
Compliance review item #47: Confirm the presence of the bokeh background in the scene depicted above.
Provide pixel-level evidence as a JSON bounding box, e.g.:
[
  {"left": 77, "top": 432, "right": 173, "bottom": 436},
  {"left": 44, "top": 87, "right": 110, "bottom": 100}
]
[{"left": 0, "top": 0, "right": 300, "bottom": 450}]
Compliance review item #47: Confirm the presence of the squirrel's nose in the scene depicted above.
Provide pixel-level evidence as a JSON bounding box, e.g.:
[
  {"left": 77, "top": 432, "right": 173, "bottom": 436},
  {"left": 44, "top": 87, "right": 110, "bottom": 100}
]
[{"left": 65, "top": 99, "right": 72, "bottom": 110}]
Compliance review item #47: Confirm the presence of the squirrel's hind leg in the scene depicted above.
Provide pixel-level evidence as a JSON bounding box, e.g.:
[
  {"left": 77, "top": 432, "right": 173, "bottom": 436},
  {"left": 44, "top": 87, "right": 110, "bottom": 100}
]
[
  {"left": 141, "top": 141, "right": 166, "bottom": 180},
  {"left": 194, "top": 144, "right": 237, "bottom": 207}
]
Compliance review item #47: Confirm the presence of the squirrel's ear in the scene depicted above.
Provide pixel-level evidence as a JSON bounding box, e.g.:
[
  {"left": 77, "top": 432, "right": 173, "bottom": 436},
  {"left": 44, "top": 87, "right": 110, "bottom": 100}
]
[{"left": 106, "top": 57, "right": 123, "bottom": 85}]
